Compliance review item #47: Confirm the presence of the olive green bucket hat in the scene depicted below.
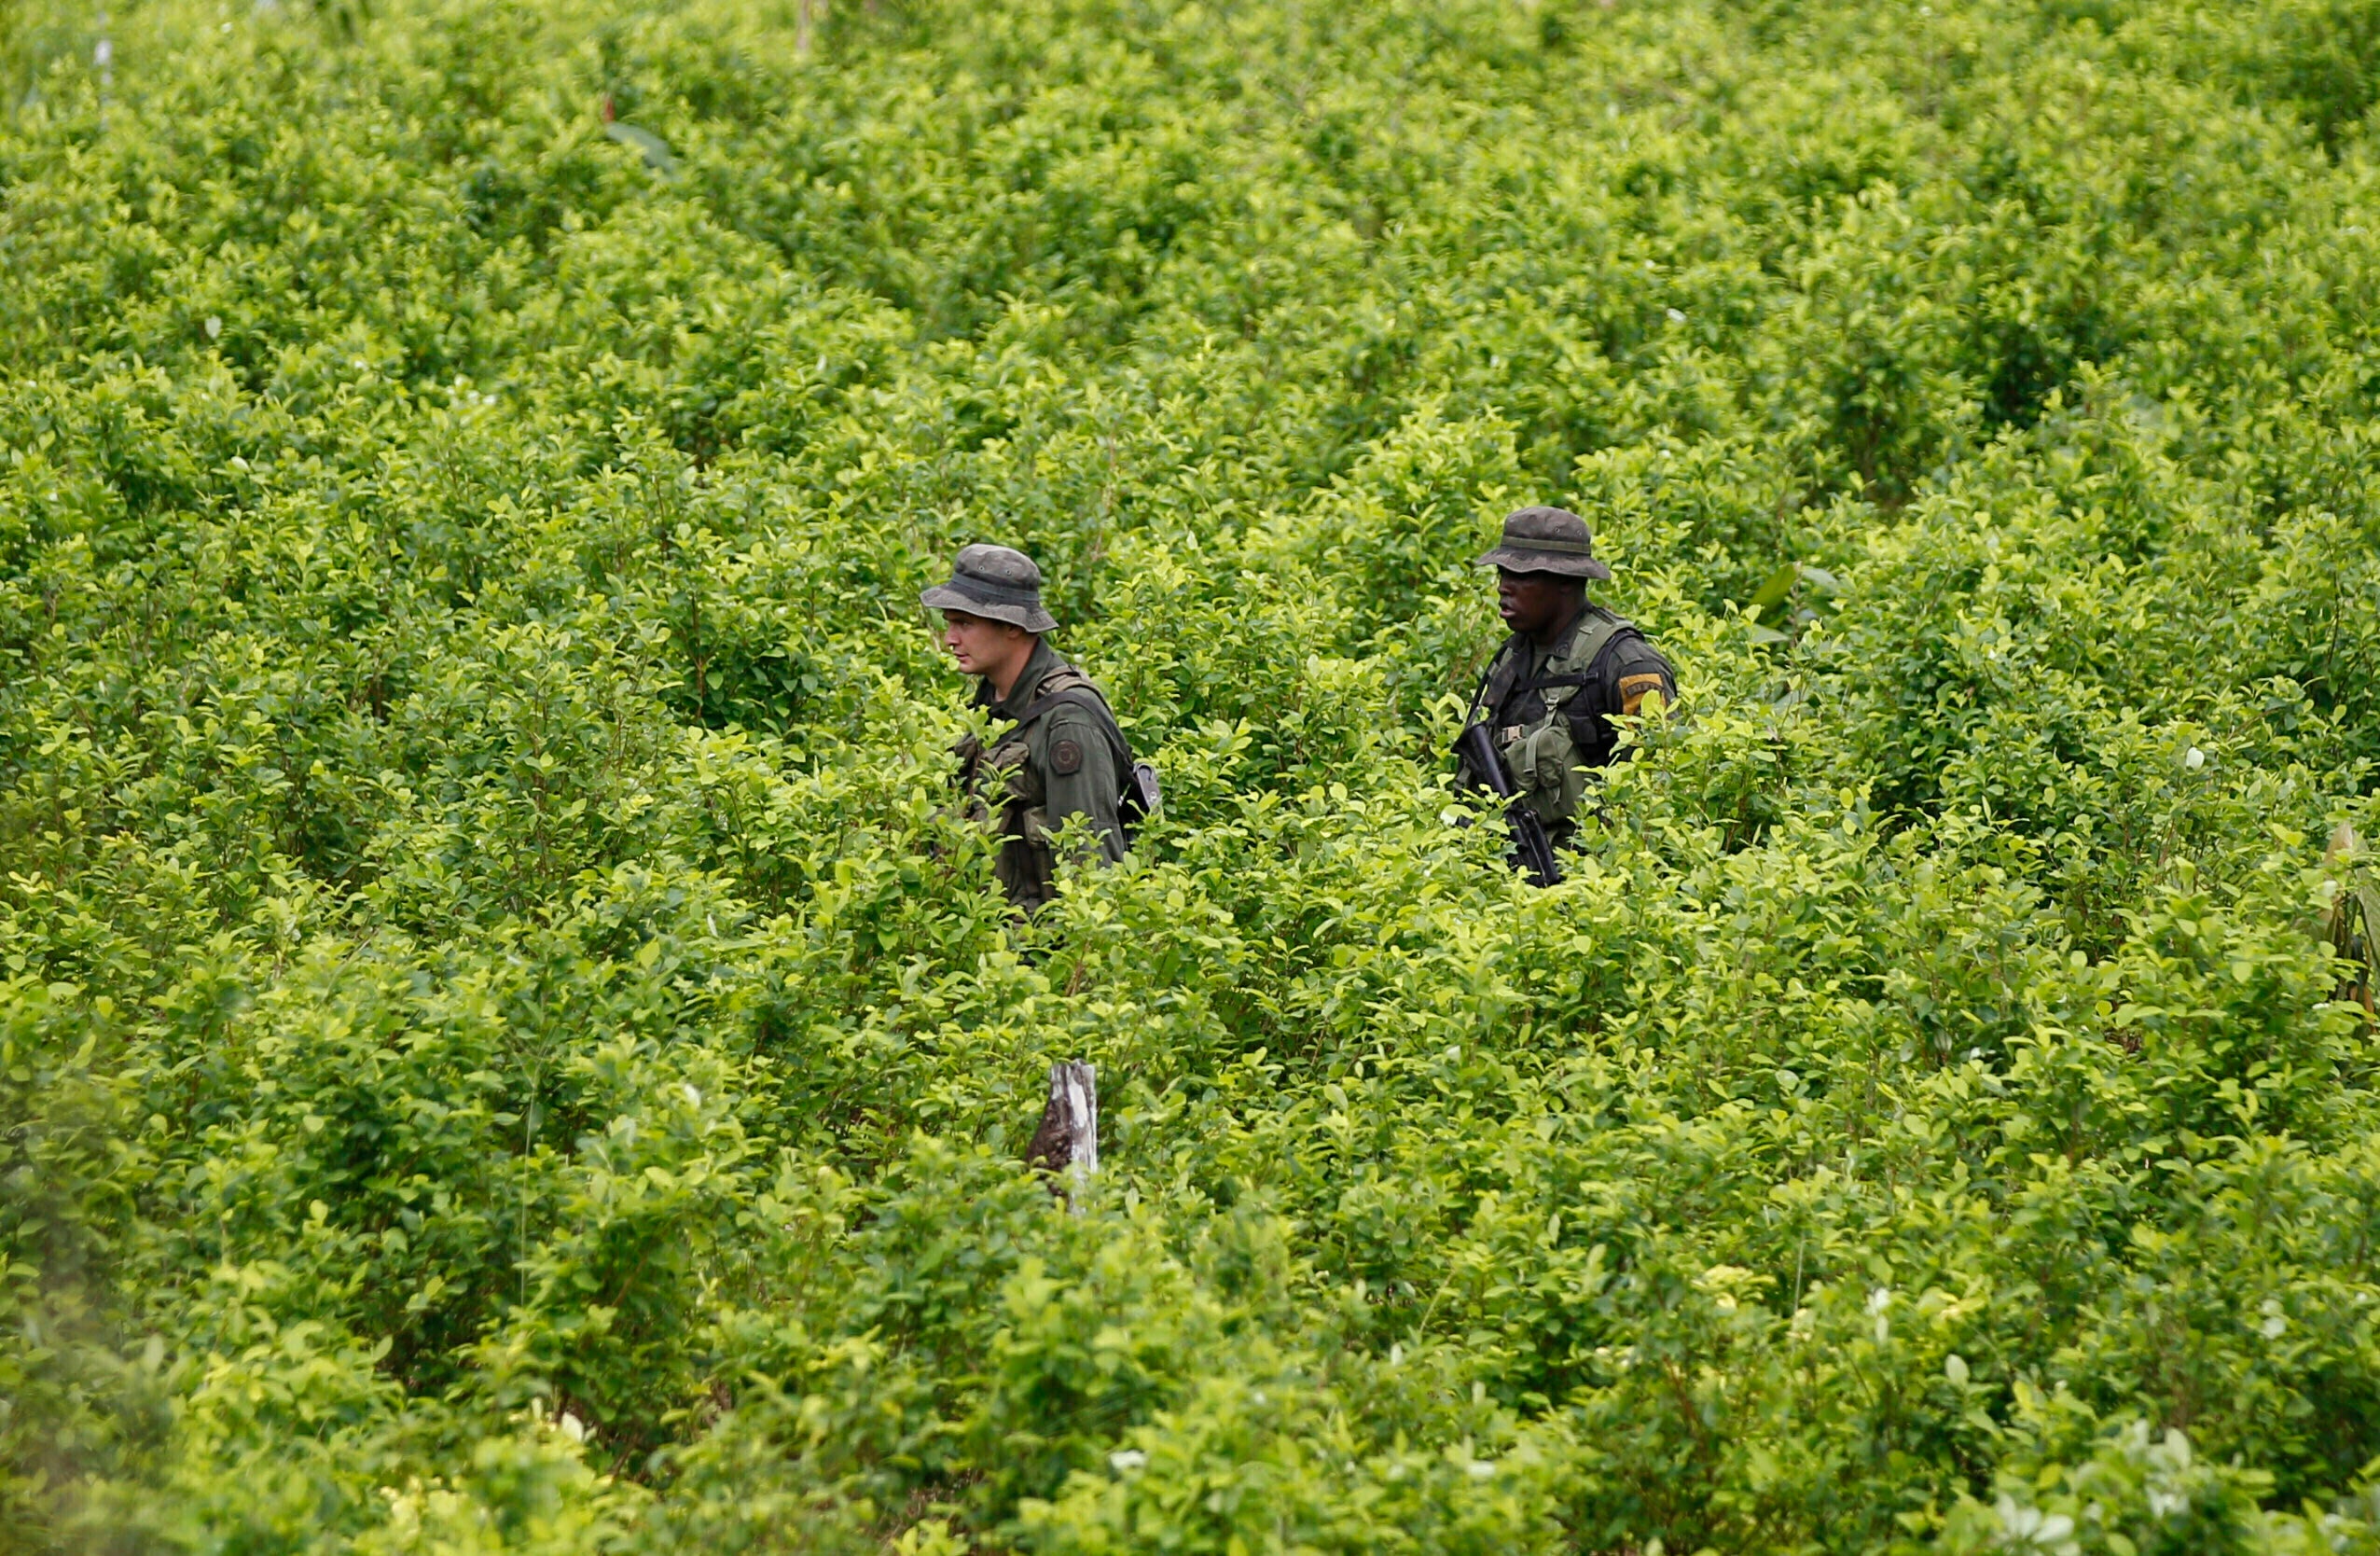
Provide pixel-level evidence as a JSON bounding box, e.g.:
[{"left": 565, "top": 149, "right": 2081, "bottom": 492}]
[
  {"left": 920, "top": 543, "right": 1059, "bottom": 634},
  {"left": 1474, "top": 506, "right": 1612, "bottom": 579}
]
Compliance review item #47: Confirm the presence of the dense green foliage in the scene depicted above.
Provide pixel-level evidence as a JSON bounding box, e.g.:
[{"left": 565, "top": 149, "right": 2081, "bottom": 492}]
[{"left": 8, "top": 0, "right": 2380, "bottom": 1548}]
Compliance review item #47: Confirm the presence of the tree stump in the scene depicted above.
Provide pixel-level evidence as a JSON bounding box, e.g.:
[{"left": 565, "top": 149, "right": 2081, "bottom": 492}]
[{"left": 1026, "top": 1060, "right": 1097, "bottom": 1209}]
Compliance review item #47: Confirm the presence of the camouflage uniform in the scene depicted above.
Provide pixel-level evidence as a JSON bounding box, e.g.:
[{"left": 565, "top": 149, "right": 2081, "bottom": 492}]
[
  {"left": 924, "top": 546, "right": 1130, "bottom": 910},
  {"left": 1458, "top": 507, "right": 1676, "bottom": 849}
]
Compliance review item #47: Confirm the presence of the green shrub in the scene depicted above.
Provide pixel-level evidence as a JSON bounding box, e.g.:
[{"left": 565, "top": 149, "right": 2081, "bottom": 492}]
[{"left": 8, "top": 0, "right": 2380, "bottom": 1548}]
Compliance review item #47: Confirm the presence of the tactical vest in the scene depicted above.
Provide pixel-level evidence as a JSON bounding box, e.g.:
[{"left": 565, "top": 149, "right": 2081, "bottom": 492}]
[
  {"left": 1461, "top": 607, "right": 1634, "bottom": 830},
  {"left": 956, "top": 666, "right": 1143, "bottom": 907}
]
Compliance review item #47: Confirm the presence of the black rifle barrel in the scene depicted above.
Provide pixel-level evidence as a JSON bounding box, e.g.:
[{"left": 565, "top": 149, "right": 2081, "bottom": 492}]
[{"left": 1453, "top": 722, "right": 1563, "bottom": 887}]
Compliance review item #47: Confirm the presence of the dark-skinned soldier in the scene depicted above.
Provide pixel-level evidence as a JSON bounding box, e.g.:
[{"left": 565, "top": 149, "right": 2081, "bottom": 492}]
[
  {"left": 1455, "top": 507, "right": 1676, "bottom": 853},
  {"left": 923, "top": 544, "right": 1133, "bottom": 910}
]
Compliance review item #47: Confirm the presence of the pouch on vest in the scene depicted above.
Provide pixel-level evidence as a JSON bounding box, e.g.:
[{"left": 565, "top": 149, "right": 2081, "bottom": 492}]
[{"left": 1505, "top": 720, "right": 1585, "bottom": 824}]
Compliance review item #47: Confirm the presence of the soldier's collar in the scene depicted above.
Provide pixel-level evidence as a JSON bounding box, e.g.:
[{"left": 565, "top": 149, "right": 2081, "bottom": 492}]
[{"left": 984, "top": 638, "right": 1065, "bottom": 717}]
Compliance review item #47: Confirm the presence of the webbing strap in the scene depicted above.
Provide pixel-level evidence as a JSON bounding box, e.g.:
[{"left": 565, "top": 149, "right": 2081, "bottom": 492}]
[
  {"left": 1469, "top": 612, "right": 1632, "bottom": 726},
  {"left": 1546, "top": 614, "right": 1629, "bottom": 705},
  {"left": 1016, "top": 684, "right": 1114, "bottom": 734},
  {"left": 1012, "top": 685, "right": 1137, "bottom": 781}
]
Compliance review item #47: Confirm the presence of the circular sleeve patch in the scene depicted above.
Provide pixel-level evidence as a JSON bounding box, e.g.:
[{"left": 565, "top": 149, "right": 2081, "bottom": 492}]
[{"left": 1050, "top": 736, "right": 1085, "bottom": 776}]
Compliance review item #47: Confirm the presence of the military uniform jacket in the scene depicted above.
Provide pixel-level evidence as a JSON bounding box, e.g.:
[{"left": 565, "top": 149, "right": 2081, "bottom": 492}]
[
  {"left": 956, "top": 639, "right": 1129, "bottom": 909},
  {"left": 1460, "top": 604, "right": 1674, "bottom": 844}
]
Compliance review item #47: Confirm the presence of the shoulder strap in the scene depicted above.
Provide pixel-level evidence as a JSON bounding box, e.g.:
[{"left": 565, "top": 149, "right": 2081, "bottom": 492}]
[
  {"left": 1013, "top": 676, "right": 1136, "bottom": 771},
  {"left": 1517, "top": 612, "right": 1632, "bottom": 700},
  {"left": 1004, "top": 663, "right": 1084, "bottom": 723},
  {"left": 1464, "top": 635, "right": 1526, "bottom": 727},
  {"left": 1016, "top": 685, "right": 1112, "bottom": 730},
  {"left": 1015, "top": 673, "right": 1108, "bottom": 731}
]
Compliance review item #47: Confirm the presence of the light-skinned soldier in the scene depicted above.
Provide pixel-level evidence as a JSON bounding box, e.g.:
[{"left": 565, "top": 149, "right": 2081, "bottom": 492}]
[{"left": 924, "top": 544, "right": 1133, "bottom": 910}]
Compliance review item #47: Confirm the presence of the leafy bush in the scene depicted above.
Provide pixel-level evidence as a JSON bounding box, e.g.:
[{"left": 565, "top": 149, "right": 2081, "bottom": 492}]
[{"left": 7, "top": 0, "right": 2380, "bottom": 1549}]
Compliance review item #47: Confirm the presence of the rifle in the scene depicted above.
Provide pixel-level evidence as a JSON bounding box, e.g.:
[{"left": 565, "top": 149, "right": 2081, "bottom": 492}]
[{"left": 1453, "top": 721, "right": 1563, "bottom": 887}]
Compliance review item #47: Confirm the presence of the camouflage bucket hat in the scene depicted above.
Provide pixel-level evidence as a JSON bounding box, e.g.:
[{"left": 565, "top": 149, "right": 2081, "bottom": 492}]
[
  {"left": 1474, "top": 506, "right": 1613, "bottom": 580},
  {"left": 920, "top": 543, "right": 1059, "bottom": 634}
]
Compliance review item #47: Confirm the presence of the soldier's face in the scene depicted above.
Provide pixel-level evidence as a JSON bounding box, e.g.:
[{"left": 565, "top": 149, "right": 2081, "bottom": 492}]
[
  {"left": 1496, "top": 569, "right": 1578, "bottom": 636},
  {"left": 940, "top": 609, "right": 1030, "bottom": 676}
]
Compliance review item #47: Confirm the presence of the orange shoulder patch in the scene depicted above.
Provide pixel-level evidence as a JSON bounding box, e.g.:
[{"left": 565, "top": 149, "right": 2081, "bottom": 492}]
[{"left": 1619, "top": 673, "right": 1668, "bottom": 716}]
